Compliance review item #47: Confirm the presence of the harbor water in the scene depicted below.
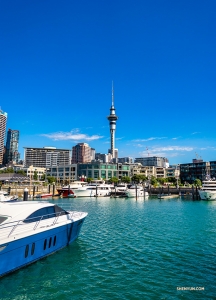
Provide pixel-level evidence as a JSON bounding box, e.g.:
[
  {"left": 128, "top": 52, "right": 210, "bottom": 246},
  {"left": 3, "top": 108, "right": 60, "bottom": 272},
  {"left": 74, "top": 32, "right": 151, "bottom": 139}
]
[{"left": 0, "top": 197, "right": 215, "bottom": 299}]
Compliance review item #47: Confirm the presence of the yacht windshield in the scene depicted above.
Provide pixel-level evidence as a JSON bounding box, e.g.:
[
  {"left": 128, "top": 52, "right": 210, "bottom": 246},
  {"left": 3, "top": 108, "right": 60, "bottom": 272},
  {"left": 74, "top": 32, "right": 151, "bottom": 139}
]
[{"left": 0, "top": 215, "right": 8, "bottom": 224}]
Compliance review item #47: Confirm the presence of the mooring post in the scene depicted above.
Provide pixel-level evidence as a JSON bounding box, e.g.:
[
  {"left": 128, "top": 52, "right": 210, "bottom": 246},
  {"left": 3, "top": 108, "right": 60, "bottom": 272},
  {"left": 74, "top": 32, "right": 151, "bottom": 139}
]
[
  {"left": 53, "top": 184, "right": 55, "bottom": 196},
  {"left": 192, "top": 185, "right": 194, "bottom": 200},
  {"left": 23, "top": 188, "right": 28, "bottom": 201},
  {"left": 33, "top": 185, "right": 36, "bottom": 198}
]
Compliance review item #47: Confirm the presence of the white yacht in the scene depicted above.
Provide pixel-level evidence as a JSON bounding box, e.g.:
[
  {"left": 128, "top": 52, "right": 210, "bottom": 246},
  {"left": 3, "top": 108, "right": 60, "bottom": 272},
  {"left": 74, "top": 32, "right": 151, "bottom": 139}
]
[
  {"left": 0, "top": 192, "right": 18, "bottom": 202},
  {"left": 198, "top": 179, "right": 216, "bottom": 200},
  {"left": 0, "top": 201, "right": 87, "bottom": 277},
  {"left": 57, "top": 181, "right": 87, "bottom": 198},
  {"left": 126, "top": 185, "right": 149, "bottom": 198},
  {"left": 74, "top": 182, "right": 112, "bottom": 197}
]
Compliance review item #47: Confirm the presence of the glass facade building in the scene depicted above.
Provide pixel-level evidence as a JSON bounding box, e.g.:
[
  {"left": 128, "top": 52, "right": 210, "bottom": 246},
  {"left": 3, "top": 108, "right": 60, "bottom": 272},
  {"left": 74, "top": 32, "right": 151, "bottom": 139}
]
[
  {"left": 0, "top": 110, "right": 7, "bottom": 165},
  {"left": 4, "top": 129, "right": 19, "bottom": 164},
  {"left": 77, "top": 162, "right": 130, "bottom": 180},
  {"left": 180, "top": 162, "right": 210, "bottom": 183}
]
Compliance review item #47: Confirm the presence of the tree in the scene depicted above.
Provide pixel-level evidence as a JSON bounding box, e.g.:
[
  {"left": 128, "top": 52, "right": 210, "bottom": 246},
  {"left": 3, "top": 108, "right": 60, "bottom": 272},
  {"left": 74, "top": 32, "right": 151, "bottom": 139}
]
[
  {"left": 0, "top": 168, "right": 14, "bottom": 174},
  {"left": 86, "top": 177, "right": 93, "bottom": 183},
  {"left": 121, "top": 176, "right": 131, "bottom": 183},
  {"left": 33, "top": 171, "right": 38, "bottom": 180},
  {"left": 150, "top": 176, "right": 158, "bottom": 186},
  {"left": 109, "top": 177, "right": 119, "bottom": 184},
  {"left": 157, "top": 178, "right": 166, "bottom": 185},
  {"left": 16, "top": 170, "right": 26, "bottom": 175},
  {"left": 47, "top": 176, "right": 56, "bottom": 184},
  {"left": 194, "top": 179, "right": 202, "bottom": 186}
]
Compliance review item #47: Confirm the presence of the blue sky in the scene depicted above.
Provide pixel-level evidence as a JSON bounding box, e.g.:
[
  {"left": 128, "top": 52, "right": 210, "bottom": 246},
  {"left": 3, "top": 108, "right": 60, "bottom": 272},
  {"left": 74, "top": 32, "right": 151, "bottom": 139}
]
[{"left": 1, "top": 0, "right": 216, "bottom": 164}]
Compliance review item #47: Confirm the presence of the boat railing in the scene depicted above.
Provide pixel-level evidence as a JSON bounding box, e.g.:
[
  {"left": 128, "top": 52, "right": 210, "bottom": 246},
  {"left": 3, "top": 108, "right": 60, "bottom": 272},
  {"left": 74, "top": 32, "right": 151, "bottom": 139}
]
[{"left": 0, "top": 211, "right": 77, "bottom": 240}]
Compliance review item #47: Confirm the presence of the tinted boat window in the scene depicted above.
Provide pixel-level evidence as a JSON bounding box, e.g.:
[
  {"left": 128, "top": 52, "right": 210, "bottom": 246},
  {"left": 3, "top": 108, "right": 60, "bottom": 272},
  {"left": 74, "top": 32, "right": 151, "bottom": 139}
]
[
  {"left": 0, "top": 216, "right": 8, "bottom": 224},
  {"left": 54, "top": 205, "right": 68, "bottom": 216},
  {"left": 24, "top": 206, "right": 56, "bottom": 223}
]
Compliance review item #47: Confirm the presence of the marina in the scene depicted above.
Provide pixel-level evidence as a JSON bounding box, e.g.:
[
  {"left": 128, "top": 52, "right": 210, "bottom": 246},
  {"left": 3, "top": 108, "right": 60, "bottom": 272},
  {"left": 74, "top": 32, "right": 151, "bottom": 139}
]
[{"left": 0, "top": 196, "right": 215, "bottom": 299}]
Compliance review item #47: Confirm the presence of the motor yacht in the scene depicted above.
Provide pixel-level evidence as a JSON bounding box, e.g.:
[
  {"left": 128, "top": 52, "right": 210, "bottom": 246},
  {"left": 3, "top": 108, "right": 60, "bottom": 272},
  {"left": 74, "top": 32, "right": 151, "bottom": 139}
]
[
  {"left": 57, "top": 181, "right": 87, "bottom": 197},
  {"left": 0, "top": 201, "right": 87, "bottom": 277},
  {"left": 0, "top": 193, "right": 18, "bottom": 202},
  {"left": 198, "top": 179, "right": 216, "bottom": 200},
  {"left": 126, "top": 185, "right": 149, "bottom": 198},
  {"left": 74, "top": 182, "right": 112, "bottom": 197}
]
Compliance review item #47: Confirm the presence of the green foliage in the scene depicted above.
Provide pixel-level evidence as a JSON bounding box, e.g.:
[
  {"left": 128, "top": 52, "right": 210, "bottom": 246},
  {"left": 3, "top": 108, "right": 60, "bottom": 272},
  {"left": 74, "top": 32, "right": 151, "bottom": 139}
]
[
  {"left": 194, "top": 179, "right": 202, "bottom": 186},
  {"left": 33, "top": 171, "right": 38, "bottom": 180},
  {"left": 46, "top": 176, "right": 56, "bottom": 184},
  {"left": 41, "top": 174, "right": 45, "bottom": 181},
  {"left": 150, "top": 176, "right": 158, "bottom": 186},
  {"left": 109, "top": 177, "right": 119, "bottom": 184},
  {"left": 86, "top": 177, "right": 93, "bottom": 183},
  {"left": 157, "top": 178, "right": 166, "bottom": 185},
  {"left": 167, "top": 177, "right": 177, "bottom": 184},
  {"left": 121, "top": 176, "right": 131, "bottom": 183},
  {"left": 0, "top": 168, "right": 14, "bottom": 174},
  {"left": 16, "top": 170, "right": 26, "bottom": 175},
  {"left": 131, "top": 174, "right": 148, "bottom": 183}
]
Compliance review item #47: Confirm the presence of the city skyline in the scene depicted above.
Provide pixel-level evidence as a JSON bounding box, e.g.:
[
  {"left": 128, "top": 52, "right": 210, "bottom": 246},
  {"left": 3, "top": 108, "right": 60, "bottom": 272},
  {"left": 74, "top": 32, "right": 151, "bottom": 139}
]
[{"left": 1, "top": 1, "right": 216, "bottom": 164}]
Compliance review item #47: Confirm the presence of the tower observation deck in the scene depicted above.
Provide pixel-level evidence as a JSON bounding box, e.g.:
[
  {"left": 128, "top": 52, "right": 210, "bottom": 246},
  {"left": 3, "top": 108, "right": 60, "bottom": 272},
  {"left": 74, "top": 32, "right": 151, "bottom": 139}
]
[{"left": 107, "top": 83, "right": 118, "bottom": 158}]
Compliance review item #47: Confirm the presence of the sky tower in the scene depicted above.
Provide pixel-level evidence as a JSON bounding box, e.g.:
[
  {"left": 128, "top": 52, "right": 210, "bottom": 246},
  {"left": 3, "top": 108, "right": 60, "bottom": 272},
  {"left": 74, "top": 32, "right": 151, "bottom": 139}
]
[{"left": 107, "top": 82, "right": 118, "bottom": 158}]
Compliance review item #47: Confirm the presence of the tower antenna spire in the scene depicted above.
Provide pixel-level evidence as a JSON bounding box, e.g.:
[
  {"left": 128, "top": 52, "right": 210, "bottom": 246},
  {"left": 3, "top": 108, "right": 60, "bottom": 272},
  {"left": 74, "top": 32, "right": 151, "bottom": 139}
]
[{"left": 112, "top": 81, "right": 114, "bottom": 107}]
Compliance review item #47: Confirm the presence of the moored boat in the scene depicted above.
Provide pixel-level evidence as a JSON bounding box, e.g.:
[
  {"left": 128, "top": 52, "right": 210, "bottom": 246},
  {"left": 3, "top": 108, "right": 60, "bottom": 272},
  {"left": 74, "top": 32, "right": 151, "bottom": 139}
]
[
  {"left": 126, "top": 185, "right": 149, "bottom": 198},
  {"left": 0, "top": 193, "right": 18, "bottom": 202},
  {"left": 0, "top": 201, "right": 87, "bottom": 277},
  {"left": 74, "top": 182, "right": 112, "bottom": 197},
  {"left": 57, "top": 181, "right": 86, "bottom": 198},
  {"left": 198, "top": 179, "right": 216, "bottom": 200}
]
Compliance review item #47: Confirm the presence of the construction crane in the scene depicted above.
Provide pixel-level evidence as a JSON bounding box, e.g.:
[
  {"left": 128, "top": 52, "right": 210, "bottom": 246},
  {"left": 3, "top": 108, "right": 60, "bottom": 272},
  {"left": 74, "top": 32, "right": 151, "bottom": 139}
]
[{"left": 146, "top": 147, "right": 150, "bottom": 157}]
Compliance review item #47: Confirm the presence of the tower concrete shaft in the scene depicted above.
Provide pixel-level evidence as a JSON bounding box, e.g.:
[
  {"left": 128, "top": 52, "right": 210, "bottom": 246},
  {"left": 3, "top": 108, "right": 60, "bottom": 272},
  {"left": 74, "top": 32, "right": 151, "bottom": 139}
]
[{"left": 107, "top": 83, "right": 118, "bottom": 158}]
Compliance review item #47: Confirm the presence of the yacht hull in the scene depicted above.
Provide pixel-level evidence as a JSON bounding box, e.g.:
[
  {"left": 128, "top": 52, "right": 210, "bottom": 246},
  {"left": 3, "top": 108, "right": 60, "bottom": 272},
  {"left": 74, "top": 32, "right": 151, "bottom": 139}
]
[
  {"left": 198, "top": 190, "right": 216, "bottom": 200},
  {"left": 0, "top": 216, "right": 87, "bottom": 278}
]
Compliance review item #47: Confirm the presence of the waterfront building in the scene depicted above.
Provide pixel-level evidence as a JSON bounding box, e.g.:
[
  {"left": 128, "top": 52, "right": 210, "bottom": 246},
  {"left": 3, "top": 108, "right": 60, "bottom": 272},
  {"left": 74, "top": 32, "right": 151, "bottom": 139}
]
[
  {"left": 24, "top": 147, "right": 70, "bottom": 168},
  {"left": 107, "top": 83, "right": 118, "bottom": 159},
  {"left": 165, "top": 165, "right": 180, "bottom": 179},
  {"left": 209, "top": 161, "right": 216, "bottom": 178},
  {"left": 47, "top": 164, "right": 77, "bottom": 184},
  {"left": 0, "top": 109, "right": 7, "bottom": 165},
  {"left": 78, "top": 162, "right": 130, "bottom": 181},
  {"left": 72, "top": 143, "right": 94, "bottom": 164},
  {"left": 4, "top": 129, "right": 20, "bottom": 165},
  {"left": 134, "top": 156, "right": 169, "bottom": 168},
  {"left": 25, "top": 165, "right": 46, "bottom": 181},
  {"left": 180, "top": 160, "right": 210, "bottom": 184}
]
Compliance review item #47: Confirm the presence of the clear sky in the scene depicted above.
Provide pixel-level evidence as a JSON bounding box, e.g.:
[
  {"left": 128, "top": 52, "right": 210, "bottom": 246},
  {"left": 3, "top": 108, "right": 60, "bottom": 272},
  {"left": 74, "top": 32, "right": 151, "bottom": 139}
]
[{"left": 1, "top": 0, "right": 216, "bottom": 164}]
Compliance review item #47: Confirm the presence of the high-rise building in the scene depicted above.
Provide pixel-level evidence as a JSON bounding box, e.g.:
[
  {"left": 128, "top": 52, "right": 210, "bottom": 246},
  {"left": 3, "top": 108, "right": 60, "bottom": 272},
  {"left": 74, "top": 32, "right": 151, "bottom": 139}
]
[
  {"left": 24, "top": 147, "right": 70, "bottom": 168},
  {"left": 4, "top": 129, "right": 20, "bottom": 164},
  {"left": 72, "top": 143, "right": 93, "bottom": 163},
  {"left": 107, "top": 83, "right": 118, "bottom": 158},
  {"left": 0, "top": 110, "right": 7, "bottom": 165}
]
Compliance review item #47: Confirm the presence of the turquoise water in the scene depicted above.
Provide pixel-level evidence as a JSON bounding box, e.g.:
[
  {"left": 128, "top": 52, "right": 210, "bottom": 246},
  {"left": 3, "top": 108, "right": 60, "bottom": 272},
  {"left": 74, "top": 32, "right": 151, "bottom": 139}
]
[{"left": 0, "top": 197, "right": 216, "bottom": 299}]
